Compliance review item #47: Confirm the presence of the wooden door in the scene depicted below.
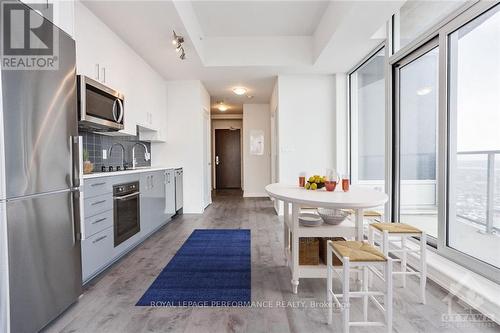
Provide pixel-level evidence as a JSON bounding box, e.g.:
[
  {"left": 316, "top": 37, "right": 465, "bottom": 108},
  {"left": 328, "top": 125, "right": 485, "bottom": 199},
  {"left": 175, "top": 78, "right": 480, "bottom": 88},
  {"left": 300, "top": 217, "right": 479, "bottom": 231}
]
[{"left": 215, "top": 129, "right": 241, "bottom": 189}]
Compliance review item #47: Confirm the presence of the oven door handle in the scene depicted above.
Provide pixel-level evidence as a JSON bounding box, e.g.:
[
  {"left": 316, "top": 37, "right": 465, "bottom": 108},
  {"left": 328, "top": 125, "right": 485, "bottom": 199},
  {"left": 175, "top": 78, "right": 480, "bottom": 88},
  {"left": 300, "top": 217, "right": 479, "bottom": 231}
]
[{"left": 114, "top": 192, "right": 140, "bottom": 201}]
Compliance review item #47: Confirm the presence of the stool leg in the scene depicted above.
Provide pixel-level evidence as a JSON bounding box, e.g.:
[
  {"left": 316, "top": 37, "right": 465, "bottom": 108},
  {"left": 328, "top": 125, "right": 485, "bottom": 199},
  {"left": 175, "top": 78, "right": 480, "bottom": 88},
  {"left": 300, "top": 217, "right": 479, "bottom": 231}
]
[
  {"left": 385, "top": 259, "right": 393, "bottom": 333},
  {"left": 382, "top": 231, "right": 389, "bottom": 257},
  {"left": 327, "top": 247, "right": 333, "bottom": 324},
  {"left": 368, "top": 226, "right": 374, "bottom": 246},
  {"left": 362, "top": 266, "right": 368, "bottom": 322},
  {"left": 368, "top": 228, "right": 374, "bottom": 287},
  {"left": 420, "top": 232, "right": 427, "bottom": 304},
  {"left": 343, "top": 258, "right": 350, "bottom": 333},
  {"left": 401, "top": 235, "right": 407, "bottom": 288}
]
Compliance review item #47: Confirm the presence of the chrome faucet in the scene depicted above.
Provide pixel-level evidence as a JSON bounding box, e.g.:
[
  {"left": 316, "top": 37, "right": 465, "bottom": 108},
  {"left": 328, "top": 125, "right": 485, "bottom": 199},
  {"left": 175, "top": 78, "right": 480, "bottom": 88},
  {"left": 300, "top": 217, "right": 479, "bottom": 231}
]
[
  {"left": 108, "top": 143, "right": 126, "bottom": 168},
  {"left": 132, "top": 142, "right": 150, "bottom": 169}
]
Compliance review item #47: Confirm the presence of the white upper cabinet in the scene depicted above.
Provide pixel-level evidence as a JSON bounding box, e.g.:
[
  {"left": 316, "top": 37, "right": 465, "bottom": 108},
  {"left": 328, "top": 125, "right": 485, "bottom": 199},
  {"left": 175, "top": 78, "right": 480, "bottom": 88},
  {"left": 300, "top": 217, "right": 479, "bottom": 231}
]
[{"left": 74, "top": 1, "right": 167, "bottom": 138}]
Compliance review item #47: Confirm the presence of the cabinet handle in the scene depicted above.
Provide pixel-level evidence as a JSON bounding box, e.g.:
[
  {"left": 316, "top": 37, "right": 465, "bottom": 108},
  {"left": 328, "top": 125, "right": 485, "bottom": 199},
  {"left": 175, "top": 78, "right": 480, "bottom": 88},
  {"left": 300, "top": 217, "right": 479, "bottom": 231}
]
[
  {"left": 90, "top": 182, "right": 106, "bottom": 187},
  {"left": 92, "top": 217, "right": 107, "bottom": 225},
  {"left": 91, "top": 200, "right": 106, "bottom": 206},
  {"left": 92, "top": 235, "right": 107, "bottom": 244},
  {"left": 101, "top": 67, "right": 106, "bottom": 83},
  {"left": 95, "top": 64, "right": 100, "bottom": 80}
]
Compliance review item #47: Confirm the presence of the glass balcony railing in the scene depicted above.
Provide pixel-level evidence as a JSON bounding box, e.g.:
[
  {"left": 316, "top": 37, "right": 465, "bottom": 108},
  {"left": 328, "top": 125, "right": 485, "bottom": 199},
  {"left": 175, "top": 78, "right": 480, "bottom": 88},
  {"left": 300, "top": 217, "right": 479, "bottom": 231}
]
[{"left": 456, "top": 150, "right": 500, "bottom": 235}]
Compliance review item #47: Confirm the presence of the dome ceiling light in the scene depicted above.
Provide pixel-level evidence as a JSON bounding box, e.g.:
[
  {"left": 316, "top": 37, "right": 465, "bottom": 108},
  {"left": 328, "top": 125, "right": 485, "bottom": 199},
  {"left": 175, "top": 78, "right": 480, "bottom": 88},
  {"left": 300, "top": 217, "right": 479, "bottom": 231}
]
[
  {"left": 232, "top": 87, "right": 247, "bottom": 95},
  {"left": 217, "top": 101, "right": 228, "bottom": 112}
]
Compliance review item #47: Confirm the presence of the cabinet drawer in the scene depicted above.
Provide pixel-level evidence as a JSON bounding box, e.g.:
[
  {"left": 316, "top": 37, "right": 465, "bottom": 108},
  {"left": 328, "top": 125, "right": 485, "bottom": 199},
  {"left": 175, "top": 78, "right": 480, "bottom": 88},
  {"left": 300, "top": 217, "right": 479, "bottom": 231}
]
[
  {"left": 81, "top": 226, "right": 114, "bottom": 282},
  {"left": 84, "top": 178, "right": 112, "bottom": 199},
  {"left": 84, "top": 209, "right": 113, "bottom": 238},
  {"left": 84, "top": 193, "right": 113, "bottom": 218}
]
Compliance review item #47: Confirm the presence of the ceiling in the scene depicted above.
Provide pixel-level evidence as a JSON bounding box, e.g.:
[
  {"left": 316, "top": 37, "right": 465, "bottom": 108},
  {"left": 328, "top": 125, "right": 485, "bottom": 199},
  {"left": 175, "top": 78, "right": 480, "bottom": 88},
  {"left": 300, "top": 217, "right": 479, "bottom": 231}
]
[
  {"left": 83, "top": 1, "right": 405, "bottom": 114},
  {"left": 192, "top": 1, "right": 329, "bottom": 37}
]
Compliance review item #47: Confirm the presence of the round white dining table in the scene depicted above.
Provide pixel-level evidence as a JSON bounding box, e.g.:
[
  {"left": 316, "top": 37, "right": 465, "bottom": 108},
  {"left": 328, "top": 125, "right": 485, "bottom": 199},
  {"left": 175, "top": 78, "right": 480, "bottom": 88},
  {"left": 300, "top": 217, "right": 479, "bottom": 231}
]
[{"left": 265, "top": 183, "right": 388, "bottom": 294}]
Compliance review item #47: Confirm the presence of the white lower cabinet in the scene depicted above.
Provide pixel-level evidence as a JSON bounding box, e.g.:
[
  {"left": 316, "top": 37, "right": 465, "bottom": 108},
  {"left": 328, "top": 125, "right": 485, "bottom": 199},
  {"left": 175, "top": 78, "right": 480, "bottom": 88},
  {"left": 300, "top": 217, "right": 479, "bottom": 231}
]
[
  {"left": 82, "top": 169, "right": 177, "bottom": 283},
  {"left": 165, "top": 169, "right": 176, "bottom": 215},
  {"left": 140, "top": 170, "right": 174, "bottom": 234},
  {"left": 81, "top": 226, "right": 114, "bottom": 281},
  {"left": 84, "top": 210, "right": 113, "bottom": 238}
]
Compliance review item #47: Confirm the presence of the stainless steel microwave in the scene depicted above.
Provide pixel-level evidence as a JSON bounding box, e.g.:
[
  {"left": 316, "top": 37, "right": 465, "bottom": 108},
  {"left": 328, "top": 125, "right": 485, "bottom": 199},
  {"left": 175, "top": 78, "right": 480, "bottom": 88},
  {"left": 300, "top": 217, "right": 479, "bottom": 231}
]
[{"left": 77, "top": 75, "right": 124, "bottom": 131}]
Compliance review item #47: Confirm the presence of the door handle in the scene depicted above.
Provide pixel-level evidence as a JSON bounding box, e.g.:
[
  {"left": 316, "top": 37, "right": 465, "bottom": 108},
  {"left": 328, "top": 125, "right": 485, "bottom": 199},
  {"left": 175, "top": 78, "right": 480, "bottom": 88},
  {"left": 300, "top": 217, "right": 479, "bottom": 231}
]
[
  {"left": 71, "top": 189, "right": 82, "bottom": 244},
  {"left": 71, "top": 136, "right": 82, "bottom": 188},
  {"left": 215, "top": 156, "right": 219, "bottom": 165},
  {"left": 116, "top": 99, "right": 124, "bottom": 123},
  {"left": 112, "top": 99, "right": 118, "bottom": 122}
]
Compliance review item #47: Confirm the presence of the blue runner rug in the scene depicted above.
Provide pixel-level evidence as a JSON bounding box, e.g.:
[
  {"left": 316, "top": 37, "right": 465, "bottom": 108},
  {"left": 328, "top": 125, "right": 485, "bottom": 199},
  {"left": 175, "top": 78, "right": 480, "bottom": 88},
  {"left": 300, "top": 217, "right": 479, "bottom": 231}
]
[{"left": 136, "top": 229, "right": 251, "bottom": 306}]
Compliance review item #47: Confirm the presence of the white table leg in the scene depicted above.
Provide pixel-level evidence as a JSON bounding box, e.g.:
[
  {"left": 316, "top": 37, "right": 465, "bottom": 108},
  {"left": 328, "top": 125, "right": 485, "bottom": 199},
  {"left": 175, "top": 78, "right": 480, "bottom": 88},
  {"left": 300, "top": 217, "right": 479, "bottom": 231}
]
[
  {"left": 283, "top": 201, "right": 290, "bottom": 266},
  {"left": 291, "top": 203, "right": 300, "bottom": 294},
  {"left": 355, "top": 208, "right": 364, "bottom": 241}
]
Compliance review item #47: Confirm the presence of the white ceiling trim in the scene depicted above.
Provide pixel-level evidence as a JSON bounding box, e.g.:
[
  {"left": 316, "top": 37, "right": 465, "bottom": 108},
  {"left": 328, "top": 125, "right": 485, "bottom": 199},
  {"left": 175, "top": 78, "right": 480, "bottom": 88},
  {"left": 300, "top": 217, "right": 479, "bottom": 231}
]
[
  {"left": 203, "top": 36, "right": 313, "bottom": 67},
  {"left": 211, "top": 114, "right": 243, "bottom": 120}
]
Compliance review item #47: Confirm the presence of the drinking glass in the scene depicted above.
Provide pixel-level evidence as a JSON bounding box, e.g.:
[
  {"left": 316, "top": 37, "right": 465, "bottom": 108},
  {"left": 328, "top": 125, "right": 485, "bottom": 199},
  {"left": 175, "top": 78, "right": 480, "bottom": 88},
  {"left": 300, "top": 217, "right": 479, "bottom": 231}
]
[
  {"left": 342, "top": 174, "right": 350, "bottom": 192},
  {"left": 299, "top": 172, "right": 306, "bottom": 187}
]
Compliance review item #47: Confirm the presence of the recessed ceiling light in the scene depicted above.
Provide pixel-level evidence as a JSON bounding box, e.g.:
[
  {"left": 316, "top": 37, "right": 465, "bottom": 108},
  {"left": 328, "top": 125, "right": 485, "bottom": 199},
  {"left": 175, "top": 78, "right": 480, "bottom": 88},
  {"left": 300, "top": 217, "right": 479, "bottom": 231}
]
[{"left": 232, "top": 87, "right": 247, "bottom": 95}]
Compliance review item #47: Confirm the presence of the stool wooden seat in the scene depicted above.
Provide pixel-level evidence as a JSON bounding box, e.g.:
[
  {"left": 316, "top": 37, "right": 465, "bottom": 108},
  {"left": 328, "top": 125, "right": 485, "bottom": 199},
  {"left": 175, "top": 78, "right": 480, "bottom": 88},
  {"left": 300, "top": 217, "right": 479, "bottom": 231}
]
[
  {"left": 332, "top": 241, "right": 386, "bottom": 262},
  {"left": 368, "top": 222, "right": 427, "bottom": 304},
  {"left": 371, "top": 222, "right": 422, "bottom": 234},
  {"left": 327, "top": 240, "right": 393, "bottom": 333}
]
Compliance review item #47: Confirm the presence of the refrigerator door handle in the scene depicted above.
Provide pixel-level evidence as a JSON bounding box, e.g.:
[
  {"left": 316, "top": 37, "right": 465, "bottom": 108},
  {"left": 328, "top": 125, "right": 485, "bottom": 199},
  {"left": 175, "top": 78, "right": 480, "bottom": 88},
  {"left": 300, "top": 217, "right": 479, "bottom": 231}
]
[
  {"left": 71, "top": 189, "right": 83, "bottom": 243},
  {"left": 71, "top": 136, "right": 83, "bottom": 188}
]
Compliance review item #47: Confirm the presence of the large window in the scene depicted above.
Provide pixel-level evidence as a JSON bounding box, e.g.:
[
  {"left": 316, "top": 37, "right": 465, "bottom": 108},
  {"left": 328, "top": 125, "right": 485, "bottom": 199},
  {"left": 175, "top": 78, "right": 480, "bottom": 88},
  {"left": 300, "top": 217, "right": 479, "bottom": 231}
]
[
  {"left": 393, "top": 0, "right": 467, "bottom": 52},
  {"left": 389, "top": 1, "right": 500, "bottom": 282},
  {"left": 395, "top": 45, "right": 439, "bottom": 238},
  {"left": 447, "top": 4, "right": 500, "bottom": 269},
  {"left": 349, "top": 47, "right": 386, "bottom": 200}
]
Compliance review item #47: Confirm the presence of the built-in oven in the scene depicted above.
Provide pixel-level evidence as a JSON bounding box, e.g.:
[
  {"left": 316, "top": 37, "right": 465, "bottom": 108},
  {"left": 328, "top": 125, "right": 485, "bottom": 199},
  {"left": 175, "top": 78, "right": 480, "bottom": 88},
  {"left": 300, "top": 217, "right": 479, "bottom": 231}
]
[
  {"left": 77, "top": 75, "right": 124, "bottom": 131},
  {"left": 113, "top": 181, "right": 140, "bottom": 247}
]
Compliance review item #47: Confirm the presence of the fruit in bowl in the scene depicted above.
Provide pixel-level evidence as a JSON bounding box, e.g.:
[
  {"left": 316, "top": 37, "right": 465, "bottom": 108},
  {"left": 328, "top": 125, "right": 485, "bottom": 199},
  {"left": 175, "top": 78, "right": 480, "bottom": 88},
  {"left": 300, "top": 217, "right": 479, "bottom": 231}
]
[{"left": 304, "top": 175, "right": 326, "bottom": 190}]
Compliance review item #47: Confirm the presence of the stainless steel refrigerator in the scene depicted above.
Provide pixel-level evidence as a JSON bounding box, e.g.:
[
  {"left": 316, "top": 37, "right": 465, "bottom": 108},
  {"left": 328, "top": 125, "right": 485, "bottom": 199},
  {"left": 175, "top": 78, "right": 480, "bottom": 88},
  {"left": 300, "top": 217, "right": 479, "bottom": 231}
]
[{"left": 0, "top": 5, "right": 82, "bottom": 333}]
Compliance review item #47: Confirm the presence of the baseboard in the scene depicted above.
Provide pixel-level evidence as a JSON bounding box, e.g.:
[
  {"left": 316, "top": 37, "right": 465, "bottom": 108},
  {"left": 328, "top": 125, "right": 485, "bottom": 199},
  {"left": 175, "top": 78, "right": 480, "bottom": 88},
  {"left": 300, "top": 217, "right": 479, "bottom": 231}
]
[{"left": 243, "top": 192, "right": 269, "bottom": 198}]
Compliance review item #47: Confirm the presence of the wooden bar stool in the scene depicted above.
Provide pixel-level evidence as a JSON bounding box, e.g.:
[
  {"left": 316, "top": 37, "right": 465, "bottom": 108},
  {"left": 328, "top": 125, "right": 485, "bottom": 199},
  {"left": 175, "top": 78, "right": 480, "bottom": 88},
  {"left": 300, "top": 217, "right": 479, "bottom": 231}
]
[
  {"left": 326, "top": 240, "right": 393, "bottom": 333},
  {"left": 368, "top": 223, "right": 427, "bottom": 304}
]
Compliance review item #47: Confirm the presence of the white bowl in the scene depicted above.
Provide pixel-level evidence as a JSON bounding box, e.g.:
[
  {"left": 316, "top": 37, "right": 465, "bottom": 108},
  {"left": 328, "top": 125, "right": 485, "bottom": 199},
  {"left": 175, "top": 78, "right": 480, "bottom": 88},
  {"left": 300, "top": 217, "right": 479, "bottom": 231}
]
[{"left": 317, "top": 208, "right": 348, "bottom": 225}]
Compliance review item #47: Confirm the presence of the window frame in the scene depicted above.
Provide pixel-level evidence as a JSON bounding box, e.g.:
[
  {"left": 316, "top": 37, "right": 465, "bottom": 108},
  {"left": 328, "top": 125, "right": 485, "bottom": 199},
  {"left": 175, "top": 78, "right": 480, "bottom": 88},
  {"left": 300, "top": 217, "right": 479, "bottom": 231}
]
[
  {"left": 347, "top": 43, "right": 387, "bottom": 186},
  {"left": 437, "top": 1, "right": 500, "bottom": 283},
  {"left": 387, "top": 0, "right": 500, "bottom": 282}
]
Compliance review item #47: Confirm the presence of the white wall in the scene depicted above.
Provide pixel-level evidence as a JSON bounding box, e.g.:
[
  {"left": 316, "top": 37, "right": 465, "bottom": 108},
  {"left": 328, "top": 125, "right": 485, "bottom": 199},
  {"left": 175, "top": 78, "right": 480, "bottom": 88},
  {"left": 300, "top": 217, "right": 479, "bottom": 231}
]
[
  {"left": 277, "top": 75, "right": 336, "bottom": 185},
  {"left": 334, "top": 74, "right": 348, "bottom": 174},
  {"left": 152, "top": 80, "right": 209, "bottom": 213},
  {"left": 243, "top": 104, "right": 271, "bottom": 197}
]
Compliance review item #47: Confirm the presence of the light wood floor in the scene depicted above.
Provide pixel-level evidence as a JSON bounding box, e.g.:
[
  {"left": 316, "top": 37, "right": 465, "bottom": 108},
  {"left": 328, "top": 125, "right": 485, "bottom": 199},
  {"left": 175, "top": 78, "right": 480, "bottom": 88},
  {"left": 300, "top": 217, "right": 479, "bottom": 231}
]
[{"left": 44, "top": 192, "right": 499, "bottom": 333}]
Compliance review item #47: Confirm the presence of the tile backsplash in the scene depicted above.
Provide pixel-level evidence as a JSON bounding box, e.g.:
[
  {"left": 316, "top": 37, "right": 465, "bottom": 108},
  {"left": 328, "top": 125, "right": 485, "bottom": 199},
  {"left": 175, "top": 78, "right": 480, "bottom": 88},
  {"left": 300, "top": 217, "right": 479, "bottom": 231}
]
[{"left": 81, "top": 130, "right": 151, "bottom": 172}]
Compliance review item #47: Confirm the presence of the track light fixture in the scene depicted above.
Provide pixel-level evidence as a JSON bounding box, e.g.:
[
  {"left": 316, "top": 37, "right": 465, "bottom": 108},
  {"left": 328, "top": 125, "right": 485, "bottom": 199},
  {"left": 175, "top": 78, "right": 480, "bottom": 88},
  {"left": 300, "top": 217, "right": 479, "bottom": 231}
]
[{"left": 172, "top": 30, "right": 186, "bottom": 60}]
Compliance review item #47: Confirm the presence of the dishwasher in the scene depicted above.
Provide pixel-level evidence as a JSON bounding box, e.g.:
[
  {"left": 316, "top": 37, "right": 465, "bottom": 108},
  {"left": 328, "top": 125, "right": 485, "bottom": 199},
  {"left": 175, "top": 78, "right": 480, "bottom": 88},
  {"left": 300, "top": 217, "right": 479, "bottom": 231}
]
[{"left": 174, "top": 168, "right": 183, "bottom": 213}]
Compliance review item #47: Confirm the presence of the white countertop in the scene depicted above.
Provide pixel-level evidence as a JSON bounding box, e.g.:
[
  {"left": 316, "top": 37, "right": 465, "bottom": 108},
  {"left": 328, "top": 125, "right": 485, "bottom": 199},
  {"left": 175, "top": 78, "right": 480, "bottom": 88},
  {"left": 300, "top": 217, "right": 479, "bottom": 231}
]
[
  {"left": 265, "top": 183, "right": 388, "bottom": 209},
  {"left": 83, "top": 167, "right": 181, "bottom": 179}
]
